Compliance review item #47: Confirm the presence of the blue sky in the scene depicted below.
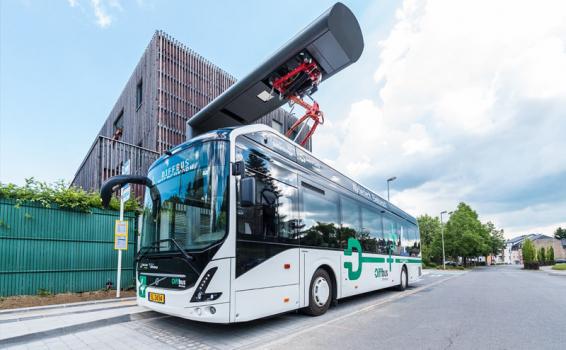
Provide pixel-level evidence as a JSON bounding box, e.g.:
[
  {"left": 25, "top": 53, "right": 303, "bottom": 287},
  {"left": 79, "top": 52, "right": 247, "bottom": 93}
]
[{"left": 1, "top": 0, "right": 566, "bottom": 238}]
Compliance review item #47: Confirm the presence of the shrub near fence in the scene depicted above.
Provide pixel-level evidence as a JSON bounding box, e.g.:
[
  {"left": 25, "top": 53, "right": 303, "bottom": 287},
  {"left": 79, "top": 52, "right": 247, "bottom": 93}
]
[{"left": 0, "top": 199, "right": 137, "bottom": 297}]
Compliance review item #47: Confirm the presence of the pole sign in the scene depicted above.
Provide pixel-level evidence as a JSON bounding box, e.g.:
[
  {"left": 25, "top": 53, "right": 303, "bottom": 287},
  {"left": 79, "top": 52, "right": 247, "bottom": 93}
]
[
  {"left": 122, "top": 159, "right": 130, "bottom": 175},
  {"left": 121, "top": 184, "right": 131, "bottom": 202},
  {"left": 114, "top": 220, "right": 128, "bottom": 250},
  {"left": 121, "top": 159, "right": 131, "bottom": 201}
]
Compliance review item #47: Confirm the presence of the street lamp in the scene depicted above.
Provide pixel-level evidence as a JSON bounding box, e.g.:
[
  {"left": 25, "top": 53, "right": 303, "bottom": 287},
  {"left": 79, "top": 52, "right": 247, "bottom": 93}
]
[
  {"left": 387, "top": 176, "right": 397, "bottom": 202},
  {"left": 440, "top": 210, "right": 453, "bottom": 270}
]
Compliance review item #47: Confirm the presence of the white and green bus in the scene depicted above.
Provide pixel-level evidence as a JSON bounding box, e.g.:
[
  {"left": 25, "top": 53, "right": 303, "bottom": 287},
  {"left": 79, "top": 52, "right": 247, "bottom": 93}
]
[{"left": 102, "top": 124, "right": 421, "bottom": 323}]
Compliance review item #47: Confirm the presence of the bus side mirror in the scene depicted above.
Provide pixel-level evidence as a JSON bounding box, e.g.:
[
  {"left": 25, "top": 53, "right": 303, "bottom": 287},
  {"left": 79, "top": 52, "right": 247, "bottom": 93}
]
[
  {"left": 100, "top": 175, "right": 155, "bottom": 208},
  {"left": 240, "top": 177, "right": 256, "bottom": 207}
]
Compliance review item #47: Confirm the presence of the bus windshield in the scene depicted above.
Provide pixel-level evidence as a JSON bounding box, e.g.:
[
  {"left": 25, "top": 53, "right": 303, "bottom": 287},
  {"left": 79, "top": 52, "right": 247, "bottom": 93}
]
[{"left": 141, "top": 141, "right": 229, "bottom": 253}]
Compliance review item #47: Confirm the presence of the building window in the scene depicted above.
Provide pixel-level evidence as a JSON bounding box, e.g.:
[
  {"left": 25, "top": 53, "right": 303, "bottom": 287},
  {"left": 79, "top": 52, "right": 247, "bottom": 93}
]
[
  {"left": 113, "top": 110, "right": 124, "bottom": 140},
  {"left": 136, "top": 79, "right": 143, "bottom": 110},
  {"left": 271, "top": 119, "right": 283, "bottom": 133}
]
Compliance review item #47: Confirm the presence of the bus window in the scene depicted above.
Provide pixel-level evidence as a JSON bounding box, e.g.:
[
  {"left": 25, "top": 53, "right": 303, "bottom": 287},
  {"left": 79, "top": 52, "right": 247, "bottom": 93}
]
[
  {"left": 401, "top": 222, "right": 411, "bottom": 256},
  {"left": 340, "top": 196, "right": 361, "bottom": 249},
  {"left": 300, "top": 184, "right": 340, "bottom": 248},
  {"left": 236, "top": 176, "right": 298, "bottom": 244},
  {"left": 361, "top": 206, "right": 383, "bottom": 254},
  {"left": 393, "top": 221, "right": 403, "bottom": 255},
  {"left": 408, "top": 224, "right": 420, "bottom": 257},
  {"left": 382, "top": 215, "right": 397, "bottom": 255}
]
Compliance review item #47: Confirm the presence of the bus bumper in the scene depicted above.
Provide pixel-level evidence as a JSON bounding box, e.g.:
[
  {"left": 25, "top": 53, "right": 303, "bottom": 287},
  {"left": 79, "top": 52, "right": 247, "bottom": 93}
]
[{"left": 138, "top": 295, "right": 230, "bottom": 323}]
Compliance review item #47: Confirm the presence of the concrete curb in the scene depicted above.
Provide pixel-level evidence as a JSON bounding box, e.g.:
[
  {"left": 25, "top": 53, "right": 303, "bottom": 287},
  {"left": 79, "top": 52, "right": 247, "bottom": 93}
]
[
  {"left": 0, "top": 297, "right": 136, "bottom": 315},
  {"left": 0, "top": 310, "right": 164, "bottom": 347},
  {"left": 540, "top": 266, "right": 566, "bottom": 277},
  {"left": 0, "top": 304, "right": 138, "bottom": 324}
]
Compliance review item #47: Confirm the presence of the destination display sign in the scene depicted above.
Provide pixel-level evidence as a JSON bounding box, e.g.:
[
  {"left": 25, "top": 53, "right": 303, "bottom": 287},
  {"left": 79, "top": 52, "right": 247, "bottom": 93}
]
[
  {"left": 352, "top": 183, "right": 388, "bottom": 208},
  {"left": 156, "top": 158, "right": 199, "bottom": 184}
]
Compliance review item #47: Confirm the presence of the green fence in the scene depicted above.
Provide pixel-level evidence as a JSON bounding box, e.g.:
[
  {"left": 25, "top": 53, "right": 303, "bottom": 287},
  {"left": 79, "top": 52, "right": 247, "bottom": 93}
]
[{"left": 0, "top": 199, "right": 137, "bottom": 297}]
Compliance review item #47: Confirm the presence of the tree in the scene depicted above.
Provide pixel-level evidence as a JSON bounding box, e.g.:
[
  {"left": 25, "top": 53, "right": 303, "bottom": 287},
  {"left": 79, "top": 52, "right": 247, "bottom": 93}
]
[
  {"left": 417, "top": 215, "right": 442, "bottom": 265},
  {"left": 522, "top": 239, "right": 535, "bottom": 266},
  {"left": 548, "top": 246, "right": 555, "bottom": 264},
  {"left": 554, "top": 227, "right": 566, "bottom": 240},
  {"left": 417, "top": 214, "right": 441, "bottom": 246},
  {"left": 539, "top": 247, "right": 546, "bottom": 265},
  {"left": 484, "top": 221, "right": 506, "bottom": 256},
  {"left": 444, "top": 202, "right": 487, "bottom": 265}
]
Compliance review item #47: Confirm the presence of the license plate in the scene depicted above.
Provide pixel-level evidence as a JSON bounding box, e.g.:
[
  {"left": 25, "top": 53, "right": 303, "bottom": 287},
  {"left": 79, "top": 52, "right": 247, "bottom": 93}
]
[{"left": 148, "top": 292, "right": 165, "bottom": 304}]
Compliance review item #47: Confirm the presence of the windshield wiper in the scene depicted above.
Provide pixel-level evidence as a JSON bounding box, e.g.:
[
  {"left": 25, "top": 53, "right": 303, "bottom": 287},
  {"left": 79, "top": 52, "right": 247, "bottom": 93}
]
[
  {"left": 154, "top": 238, "right": 201, "bottom": 275},
  {"left": 136, "top": 241, "right": 160, "bottom": 262}
]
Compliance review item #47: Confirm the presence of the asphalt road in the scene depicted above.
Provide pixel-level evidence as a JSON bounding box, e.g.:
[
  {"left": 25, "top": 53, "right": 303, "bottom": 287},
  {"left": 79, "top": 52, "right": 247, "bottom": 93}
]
[
  {"left": 264, "top": 265, "right": 566, "bottom": 350},
  {"left": 6, "top": 265, "right": 565, "bottom": 350}
]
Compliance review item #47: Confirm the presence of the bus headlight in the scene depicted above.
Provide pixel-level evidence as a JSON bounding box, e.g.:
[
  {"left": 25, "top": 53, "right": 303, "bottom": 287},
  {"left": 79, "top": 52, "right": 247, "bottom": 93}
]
[{"left": 190, "top": 267, "right": 222, "bottom": 302}]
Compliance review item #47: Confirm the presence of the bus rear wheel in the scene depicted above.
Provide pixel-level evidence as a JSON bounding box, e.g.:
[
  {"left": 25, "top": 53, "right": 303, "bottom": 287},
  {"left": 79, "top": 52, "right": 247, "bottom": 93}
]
[
  {"left": 304, "top": 268, "right": 332, "bottom": 316},
  {"left": 397, "top": 266, "right": 408, "bottom": 291}
]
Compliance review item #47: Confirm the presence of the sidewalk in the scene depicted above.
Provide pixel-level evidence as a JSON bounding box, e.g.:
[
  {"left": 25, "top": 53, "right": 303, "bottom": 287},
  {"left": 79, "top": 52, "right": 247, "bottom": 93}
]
[
  {"left": 0, "top": 297, "right": 158, "bottom": 347},
  {"left": 541, "top": 266, "right": 566, "bottom": 277}
]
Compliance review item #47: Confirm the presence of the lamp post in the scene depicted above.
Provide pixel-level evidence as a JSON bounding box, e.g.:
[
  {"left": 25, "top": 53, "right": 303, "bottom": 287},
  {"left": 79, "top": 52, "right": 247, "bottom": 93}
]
[
  {"left": 387, "top": 176, "right": 397, "bottom": 202},
  {"left": 440, "top": 210, "right": 453, "bottom": 270}
]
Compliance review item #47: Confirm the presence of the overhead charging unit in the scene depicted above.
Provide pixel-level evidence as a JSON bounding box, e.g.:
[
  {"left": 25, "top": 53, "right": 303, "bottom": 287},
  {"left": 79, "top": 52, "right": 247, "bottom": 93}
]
[{"left": 187, "top": 2, "right": 364, "bottom": 146}]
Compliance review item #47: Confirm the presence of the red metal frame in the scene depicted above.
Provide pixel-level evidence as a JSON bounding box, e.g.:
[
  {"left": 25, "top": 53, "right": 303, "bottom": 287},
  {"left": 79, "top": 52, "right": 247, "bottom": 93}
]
[{"left": 271, "top": 60, "right": 324, "bottom": 146}]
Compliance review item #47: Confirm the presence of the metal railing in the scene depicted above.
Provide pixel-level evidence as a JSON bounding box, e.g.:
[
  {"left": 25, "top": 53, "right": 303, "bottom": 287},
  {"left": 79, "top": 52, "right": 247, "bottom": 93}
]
[{"left": 72, "top": 136, "right": 160, "bottom": 200}]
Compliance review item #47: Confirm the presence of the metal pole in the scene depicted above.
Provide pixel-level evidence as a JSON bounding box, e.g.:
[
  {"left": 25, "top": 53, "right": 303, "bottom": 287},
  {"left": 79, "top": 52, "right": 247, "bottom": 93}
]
[
  {"left": 116, "top": 197, "right": 124, "bottom": 298},
  {"left": 387, "top": 177, "right": 396, "bottom": 202},
  {"left": 441, "top": 211, "right": 446, "bottom": 270}
]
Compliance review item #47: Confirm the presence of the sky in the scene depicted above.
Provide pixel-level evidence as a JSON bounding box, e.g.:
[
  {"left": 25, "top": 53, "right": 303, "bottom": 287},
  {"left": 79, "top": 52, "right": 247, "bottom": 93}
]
[{"left": 1, "top": 0, "right": 565, "bottom": 239}]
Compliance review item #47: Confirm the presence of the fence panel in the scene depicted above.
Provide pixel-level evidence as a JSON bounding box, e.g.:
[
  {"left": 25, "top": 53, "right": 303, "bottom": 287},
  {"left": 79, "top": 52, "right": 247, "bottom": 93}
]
[{"left": 0, "top": 199, "right": 137, "bottom": 297}]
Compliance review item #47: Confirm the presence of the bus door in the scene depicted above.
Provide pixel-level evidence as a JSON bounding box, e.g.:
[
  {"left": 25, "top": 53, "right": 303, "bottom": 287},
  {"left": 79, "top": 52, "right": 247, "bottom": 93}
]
[{"left": 233, "top": 173, "right": 300, "bottom": 321}]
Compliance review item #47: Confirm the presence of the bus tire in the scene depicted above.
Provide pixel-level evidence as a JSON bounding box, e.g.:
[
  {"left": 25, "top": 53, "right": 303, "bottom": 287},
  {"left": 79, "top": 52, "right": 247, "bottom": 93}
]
[
  {"left": 304, "top": 268, "right": 332, "bottom": 316},
  {"left": 397, "top": 266, "right": 408, "bottom": 291}
]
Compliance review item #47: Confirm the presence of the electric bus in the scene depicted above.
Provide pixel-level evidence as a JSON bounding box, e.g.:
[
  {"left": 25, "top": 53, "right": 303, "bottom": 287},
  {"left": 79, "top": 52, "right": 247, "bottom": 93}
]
[{"left": 102, "top": 124, "right": 421, "bottom": 323}]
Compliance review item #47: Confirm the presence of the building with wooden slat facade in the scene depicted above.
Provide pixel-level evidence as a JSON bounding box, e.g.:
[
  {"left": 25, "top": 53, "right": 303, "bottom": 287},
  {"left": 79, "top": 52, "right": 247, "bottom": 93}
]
[{"left": 72, "top": 31, "right": 305, "bottom": 200}]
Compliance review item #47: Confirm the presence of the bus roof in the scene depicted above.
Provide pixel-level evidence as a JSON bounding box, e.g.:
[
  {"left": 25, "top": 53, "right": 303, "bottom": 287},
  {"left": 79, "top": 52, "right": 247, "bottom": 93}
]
[{"left": 150, "top": 125, "right": 417, "bottom": 225}]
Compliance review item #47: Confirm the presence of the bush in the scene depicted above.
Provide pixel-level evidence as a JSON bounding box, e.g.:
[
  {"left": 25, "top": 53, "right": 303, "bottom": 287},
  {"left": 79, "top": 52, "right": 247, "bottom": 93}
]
[
  {"left": 0, "top": 178, "right": 139, "bottom": 213},
  {"left": 552, "top": 263, "right": 566, "bottom": 271},
  {"left": 522, "top": 239, "right": 535, "bottom": 268},
  {"left": 524, "top": 261, "right": 540, "bottom": 270},
  {"left": 423, "top": 262, "right": 437, "bottom": 269},
  {"left": 548, "top": 247, "right": 555, "bottom": 264},
  {"left": 539, "top": 247, "right": 546, "bottom": 265},
  {"left": 37, "top": 288, "right": 53, "bottom": 297}
]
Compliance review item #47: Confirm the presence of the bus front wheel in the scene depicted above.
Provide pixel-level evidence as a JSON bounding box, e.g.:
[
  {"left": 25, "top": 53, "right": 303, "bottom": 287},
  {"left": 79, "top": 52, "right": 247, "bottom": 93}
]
[{"left": 304, "top": 268, "right": 332, "bottom": 316}]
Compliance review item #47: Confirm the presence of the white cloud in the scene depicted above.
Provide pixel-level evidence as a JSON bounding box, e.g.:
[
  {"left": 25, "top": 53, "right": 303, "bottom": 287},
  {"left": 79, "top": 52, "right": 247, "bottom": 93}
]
[
  {"left": 316, "top": 0, "right": 566, "bottom": 239},
  {"left": 67, "top": 0, "right": 120, "bottom": 28},
  {"left": 91, "top": 0, "right": 112, "bottom": 28}
]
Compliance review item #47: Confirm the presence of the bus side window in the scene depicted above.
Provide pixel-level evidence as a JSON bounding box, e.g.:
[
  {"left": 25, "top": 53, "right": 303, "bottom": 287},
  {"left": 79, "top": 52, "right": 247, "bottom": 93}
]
[
  {"left": 382, "top": 215, "right": 397, "bottom": 255},
  {"left": 340, "top": 197, "right": 362, "bottom": 250},
  {"left": 237, "top": 175, "right": 298, "bottom": 243},
  {"left": 300, "top": 184, "right": 340, "bottom": 248},
  {"left": 409, "top": 225, "right": 420, "bottom": 257},
  {"left": 360, "top": 206, "right": 383, "bottom": 254}
]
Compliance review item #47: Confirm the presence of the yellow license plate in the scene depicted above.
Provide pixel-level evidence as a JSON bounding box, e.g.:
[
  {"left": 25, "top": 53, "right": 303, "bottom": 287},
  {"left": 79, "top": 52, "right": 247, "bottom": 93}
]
[{"left": 148, "top": 292, "right": 165, "bottom": 304}]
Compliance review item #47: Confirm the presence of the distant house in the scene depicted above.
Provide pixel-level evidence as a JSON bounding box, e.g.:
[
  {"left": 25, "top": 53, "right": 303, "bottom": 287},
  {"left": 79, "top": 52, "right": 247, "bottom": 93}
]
[
  {"left": 502, "top": 234, "right": 566, "bottom": 264},
  {"left": 506, "top": 235, "right": 534, "bottom": 265}
]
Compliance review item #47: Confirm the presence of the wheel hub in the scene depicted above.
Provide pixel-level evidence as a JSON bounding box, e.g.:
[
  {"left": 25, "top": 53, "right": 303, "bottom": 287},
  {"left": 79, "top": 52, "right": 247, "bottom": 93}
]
[{"left": 313, "top": 276, "right": 330, "bottom": 307}]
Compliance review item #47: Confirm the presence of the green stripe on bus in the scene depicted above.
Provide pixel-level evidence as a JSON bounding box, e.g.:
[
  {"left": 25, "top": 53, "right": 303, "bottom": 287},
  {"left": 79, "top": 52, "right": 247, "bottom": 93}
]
[
  {"left": 395, "top": 258, "right": 422, "bottom": 263},
  {"left": 362, "top": 256, "right": 386, "bottom": 263}
]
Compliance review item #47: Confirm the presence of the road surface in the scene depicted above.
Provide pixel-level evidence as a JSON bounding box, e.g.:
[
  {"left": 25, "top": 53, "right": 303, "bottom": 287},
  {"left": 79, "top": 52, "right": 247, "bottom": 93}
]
[{"left": 3, "top": 265, "right": 564, "bottom": 350}]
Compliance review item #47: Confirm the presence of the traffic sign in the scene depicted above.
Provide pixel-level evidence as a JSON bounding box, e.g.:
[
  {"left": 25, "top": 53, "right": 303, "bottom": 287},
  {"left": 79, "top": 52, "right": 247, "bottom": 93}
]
[
  {"left": 121, "top": 184, "right": 131, "bottom": 201},
  {"left": 122, "top": 159, "right": 130, "bottom": 175},
  {"left": 114, "top": 220, "right": 128, "bottom": 250}
]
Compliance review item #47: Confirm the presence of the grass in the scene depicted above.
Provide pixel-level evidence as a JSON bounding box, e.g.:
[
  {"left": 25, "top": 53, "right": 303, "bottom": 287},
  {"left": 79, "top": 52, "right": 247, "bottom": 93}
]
[{"left": 551, "top": 263, "right": 566, "bottom": 271}]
